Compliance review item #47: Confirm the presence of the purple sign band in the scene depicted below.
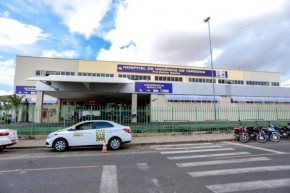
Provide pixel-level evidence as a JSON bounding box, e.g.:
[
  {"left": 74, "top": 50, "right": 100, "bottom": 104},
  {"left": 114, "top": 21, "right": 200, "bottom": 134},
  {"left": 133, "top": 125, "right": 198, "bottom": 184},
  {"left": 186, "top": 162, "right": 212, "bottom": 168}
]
[
  {"left": 118, "top": 64, "right": 228, "bottom": 78},
  {"left": 16, "top": 86, "right": 36, "bottom": 95},
  {"left": 135, "top": 82, "right": 172, "bottom": 93}
]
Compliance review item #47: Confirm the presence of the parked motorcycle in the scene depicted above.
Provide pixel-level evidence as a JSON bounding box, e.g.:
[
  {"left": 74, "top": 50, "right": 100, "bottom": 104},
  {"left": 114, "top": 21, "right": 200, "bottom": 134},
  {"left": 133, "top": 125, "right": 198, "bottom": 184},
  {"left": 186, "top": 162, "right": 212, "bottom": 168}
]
[
  {"left": 277, "top": 122, "right": 290, "bottom": 139},
  {"left": 234, "top": 123, "right": 250, "bottom": 143},
  {"left": 256, "top": 122, "right": 280, "bottom": 143},
  {"left": 246, "top": 126, "right": 259, "bottom": 140}
]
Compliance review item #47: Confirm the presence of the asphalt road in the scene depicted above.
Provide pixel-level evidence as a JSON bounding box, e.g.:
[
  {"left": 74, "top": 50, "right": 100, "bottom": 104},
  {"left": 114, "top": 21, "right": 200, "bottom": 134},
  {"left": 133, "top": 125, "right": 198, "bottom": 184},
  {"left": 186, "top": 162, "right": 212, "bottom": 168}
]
[{"left": 1, "top": 141, "right": 290, "bottom": 193}]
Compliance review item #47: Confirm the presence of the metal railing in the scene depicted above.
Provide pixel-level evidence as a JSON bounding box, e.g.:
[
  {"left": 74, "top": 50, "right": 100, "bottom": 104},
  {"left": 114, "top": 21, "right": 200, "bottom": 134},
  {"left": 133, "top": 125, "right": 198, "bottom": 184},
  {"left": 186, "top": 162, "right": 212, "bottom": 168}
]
[{"left": 1, "top": 106, "right": 290, "bottom": 136}]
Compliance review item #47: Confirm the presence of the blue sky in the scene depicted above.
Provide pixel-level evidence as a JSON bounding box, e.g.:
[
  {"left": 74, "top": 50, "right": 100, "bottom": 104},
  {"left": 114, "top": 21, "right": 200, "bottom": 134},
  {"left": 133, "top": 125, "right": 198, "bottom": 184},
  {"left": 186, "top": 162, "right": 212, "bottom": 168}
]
[{"left": 1, "top": 0, "right": 290, "bottom": 95}]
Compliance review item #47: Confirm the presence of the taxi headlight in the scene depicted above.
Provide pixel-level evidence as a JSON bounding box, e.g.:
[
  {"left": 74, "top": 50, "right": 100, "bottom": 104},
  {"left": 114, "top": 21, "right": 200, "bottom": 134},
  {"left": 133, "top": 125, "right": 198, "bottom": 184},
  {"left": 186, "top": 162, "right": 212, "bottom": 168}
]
[{"left": 47, "top": 133, "right": 58, "bottom": 139}]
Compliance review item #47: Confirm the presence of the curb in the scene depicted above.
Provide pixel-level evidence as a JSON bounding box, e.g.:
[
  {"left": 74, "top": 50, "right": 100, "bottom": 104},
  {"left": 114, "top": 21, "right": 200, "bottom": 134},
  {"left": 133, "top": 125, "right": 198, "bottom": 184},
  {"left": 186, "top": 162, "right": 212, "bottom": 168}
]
[
  {"left": 9, "top": 138, "right": 235, "bottom": 150},
  {"left": 130, "top": 138, "right": 235, "bottom": 146}
]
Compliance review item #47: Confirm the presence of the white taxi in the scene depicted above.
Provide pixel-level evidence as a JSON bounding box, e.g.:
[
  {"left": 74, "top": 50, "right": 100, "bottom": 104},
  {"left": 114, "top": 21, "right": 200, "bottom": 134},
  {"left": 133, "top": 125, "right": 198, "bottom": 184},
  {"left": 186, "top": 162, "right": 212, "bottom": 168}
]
[
  {"left": 46, "top": 120, "right": 132, "bottom": 152},
  {"left": 0, "top": 129, "right": 18, "bottom": 151}
]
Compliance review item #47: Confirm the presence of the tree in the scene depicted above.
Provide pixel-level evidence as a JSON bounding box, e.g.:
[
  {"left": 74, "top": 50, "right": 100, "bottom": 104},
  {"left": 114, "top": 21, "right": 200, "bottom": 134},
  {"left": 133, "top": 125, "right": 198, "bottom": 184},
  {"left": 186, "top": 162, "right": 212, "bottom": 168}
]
[
  {"left": 0, "top": 96, "right": 12, "bottom": 110},
  {"left": 7, "top": 94, "right": 25, "bottom": 123}
]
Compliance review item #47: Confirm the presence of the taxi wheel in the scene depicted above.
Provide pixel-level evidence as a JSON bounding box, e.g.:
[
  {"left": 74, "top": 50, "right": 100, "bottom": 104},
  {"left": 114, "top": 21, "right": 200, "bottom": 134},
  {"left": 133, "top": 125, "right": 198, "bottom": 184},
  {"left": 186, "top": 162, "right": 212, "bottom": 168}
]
[
  {"left": 0, "top": 146, "right": 5, "bottom": 151},
  {"left": 53, "top": 138, "right": 68, "bottom": 152},
  {"left": 108, "top": 137, "right": 121, "bottom": 150}
]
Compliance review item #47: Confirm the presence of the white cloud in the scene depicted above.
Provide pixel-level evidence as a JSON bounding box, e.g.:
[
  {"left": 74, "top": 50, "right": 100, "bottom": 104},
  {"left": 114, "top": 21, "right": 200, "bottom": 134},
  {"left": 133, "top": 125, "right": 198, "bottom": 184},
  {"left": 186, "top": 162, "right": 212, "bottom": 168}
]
[
  {"left": 0, "top": 11, "right": 10, "bottom": 17},
  {"left": 0, "top": 59, "right": 15, "bottom": 87},
  {"left": 41, "top": 50, "right": 78, "bottom": 58},
  {"left": 281, "top": 79, "right": 290, "bottom": 87},
  {"left": 98, "top": 0, "right": 287, "bottom": 67},
  {"left": 43, "top": 0, "right": 112, "bottom": 39},
  {"left": 0, "top": 90, "right": 13, "bottom": 96},
  {"left": 0, "top": 17, "right": 47, "bottom": 47}
]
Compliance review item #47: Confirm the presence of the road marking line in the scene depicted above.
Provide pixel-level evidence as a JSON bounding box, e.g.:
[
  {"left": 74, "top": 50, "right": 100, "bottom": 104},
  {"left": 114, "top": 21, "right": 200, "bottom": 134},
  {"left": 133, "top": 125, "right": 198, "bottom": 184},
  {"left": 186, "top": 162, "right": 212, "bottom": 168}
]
[
  {"left": 167, "top": 152, "right": 250, "bottom": 160},
  {"left": 100, "top": 165, "right": 118, "bottom": 193},
  {"left": 160, "top": 148, "right": 234, "bottom": 154},
  {"left": 176, "top": 157, "right": 270, "bottom": 167},
  {"left": 151, "top": 178, "right": 164, "bottom": 193},
  {"left": 150, "top": 143, "right": 212, "bottom": 148},
  {"left": 224, "top": 141, "right": 285, "bottom": 154},
  {"left": 136, "top": 164, "right": 164, "bottom": 193},
  {"left": 137, "top": 163, "right": 150, "bottom": 171},
  {"left": 0, "top": 165, "right": 99, "bottom": 173},
  {"left": 0, "top": 151, "right": 158, "bottom": 161},
  {"left": 189, "top": 165, "right": 290, "bottom": 177},
  {"left": 207, "top": 178, "right": 290, "bottom": 193},
  {"left": 153, "top": 145, "right": 222, "bottom": 151}
]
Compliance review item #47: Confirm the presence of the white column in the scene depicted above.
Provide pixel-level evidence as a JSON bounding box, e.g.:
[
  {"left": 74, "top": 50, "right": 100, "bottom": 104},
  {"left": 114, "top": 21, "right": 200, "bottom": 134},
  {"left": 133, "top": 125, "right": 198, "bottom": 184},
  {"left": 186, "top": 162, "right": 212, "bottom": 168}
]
[
  {"left": 35, "top": 91, "right": 43, "bottom": 123},
  {"left": 131, "top": 93, "right": 137, "bottom": 123},
  {"left": 150, "top": 94, "right": 158, "bottom": 122},
  {"left": 56, "top": 99, "right": 61, "bottom": 122}
]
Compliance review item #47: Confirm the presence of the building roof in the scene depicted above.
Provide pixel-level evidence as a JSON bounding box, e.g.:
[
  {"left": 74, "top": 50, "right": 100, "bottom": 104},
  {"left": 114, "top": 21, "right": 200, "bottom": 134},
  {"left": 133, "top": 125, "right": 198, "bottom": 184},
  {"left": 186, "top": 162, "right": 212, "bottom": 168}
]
[{"left": 27, "top": 75, "right": 134, "bottom": 84}]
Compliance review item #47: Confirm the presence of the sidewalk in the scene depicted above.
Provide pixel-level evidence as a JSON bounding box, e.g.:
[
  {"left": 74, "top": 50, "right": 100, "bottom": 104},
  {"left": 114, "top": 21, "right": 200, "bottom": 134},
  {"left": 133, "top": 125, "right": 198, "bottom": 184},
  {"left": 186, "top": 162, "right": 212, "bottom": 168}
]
[{"left": 11, "top": 131, "right": 235, "bottom": 149}]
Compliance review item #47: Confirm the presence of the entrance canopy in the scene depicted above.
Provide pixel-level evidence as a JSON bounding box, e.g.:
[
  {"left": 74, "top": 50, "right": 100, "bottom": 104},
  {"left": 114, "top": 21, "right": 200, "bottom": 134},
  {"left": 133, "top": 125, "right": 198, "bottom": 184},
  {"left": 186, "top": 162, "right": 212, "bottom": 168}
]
[
  {"left": 27, "top": 75, "right": 134, "bottom": 84},
  {"left": 26, "top": 75, "right": 135, "bottom": 100},
  {"left": 165, "top": 95, "right": 221, "bottom": 102},
  {"left": 21, "top": 98, "right": 58, "bottom": 104},
  {"left": 232, "top": 96, "right": 290, "bottom": 103}
]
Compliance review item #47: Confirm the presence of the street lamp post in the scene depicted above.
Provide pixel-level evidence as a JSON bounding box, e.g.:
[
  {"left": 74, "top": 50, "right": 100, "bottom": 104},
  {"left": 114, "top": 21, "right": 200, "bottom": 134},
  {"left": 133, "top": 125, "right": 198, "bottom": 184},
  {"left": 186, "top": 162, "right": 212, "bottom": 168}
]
[{"left": 204, "top": 17, "right": 217, "bottom": 122}]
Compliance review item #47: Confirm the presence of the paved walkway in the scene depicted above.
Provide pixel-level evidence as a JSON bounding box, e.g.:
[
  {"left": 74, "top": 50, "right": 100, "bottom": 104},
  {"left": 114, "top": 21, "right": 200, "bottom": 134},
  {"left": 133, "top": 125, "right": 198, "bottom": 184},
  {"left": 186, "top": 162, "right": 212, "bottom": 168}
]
[{"left": 11, "top": 132, "right": 234, "bottom": 149}]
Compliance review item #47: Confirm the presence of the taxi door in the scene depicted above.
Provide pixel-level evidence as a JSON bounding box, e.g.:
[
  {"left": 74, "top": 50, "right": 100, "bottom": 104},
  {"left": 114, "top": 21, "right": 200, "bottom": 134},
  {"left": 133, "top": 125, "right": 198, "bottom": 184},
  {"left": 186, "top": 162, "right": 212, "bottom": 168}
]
[
  {"left": 68, "top": 122, "right": 95, "bottom": 146},
  {"left": 94, "top": 121, "right": 115, "bottom": 145}
]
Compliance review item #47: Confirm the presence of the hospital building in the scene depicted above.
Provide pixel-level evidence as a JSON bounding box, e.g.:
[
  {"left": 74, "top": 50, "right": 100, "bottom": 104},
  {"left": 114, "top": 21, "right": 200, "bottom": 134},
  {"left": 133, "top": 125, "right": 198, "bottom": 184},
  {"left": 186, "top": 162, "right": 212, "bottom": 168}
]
[{"left": 14, "top": 56, "right": 290, "bottom": 123}]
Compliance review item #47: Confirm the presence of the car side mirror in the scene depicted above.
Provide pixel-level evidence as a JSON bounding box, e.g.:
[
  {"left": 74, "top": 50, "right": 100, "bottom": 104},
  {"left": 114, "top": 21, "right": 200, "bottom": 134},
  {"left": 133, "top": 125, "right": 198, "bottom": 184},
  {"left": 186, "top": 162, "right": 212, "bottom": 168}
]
[{"left": 68, "top": 126, "right": 76, "bottom": 131}]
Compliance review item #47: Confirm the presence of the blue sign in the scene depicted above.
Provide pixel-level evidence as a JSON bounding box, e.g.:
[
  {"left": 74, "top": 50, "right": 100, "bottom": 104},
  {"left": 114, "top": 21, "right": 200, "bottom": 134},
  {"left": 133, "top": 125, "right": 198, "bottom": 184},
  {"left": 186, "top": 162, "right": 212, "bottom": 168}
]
[
  {"left": 135, "top": 82, "right": 172, "bottom": 93},
  {"left": 118, "top": 64, "right": 228, "bottom": 78},
  {"left": 15, "top": 86, "right": 36, "bottom": 95}
]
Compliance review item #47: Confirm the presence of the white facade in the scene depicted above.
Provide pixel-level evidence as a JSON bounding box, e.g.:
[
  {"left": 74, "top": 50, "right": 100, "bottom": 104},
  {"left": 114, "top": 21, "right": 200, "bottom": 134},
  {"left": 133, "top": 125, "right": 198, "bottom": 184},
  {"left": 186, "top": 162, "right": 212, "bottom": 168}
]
[{"left": 14, "top": 56, "right": 290, "bottom": 123}]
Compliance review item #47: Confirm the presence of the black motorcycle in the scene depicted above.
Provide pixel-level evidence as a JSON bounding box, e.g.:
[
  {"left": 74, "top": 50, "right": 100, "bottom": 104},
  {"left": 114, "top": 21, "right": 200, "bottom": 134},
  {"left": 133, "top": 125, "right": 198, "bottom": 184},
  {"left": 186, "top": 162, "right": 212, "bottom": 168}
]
[{"left": 277, "top": 122, "right": 290, "bottom": 139}]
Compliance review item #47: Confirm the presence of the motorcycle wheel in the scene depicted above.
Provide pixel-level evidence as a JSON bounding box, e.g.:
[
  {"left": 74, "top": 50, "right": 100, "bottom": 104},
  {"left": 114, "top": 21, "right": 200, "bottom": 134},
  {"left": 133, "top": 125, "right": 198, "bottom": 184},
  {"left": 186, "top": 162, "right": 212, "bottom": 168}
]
[
  {"left": 234, "top": 133, "right": 240, "bottom": 141},
  {"left": 256, "top": 134, "right": 267, "bottom": 143},
  {"left": 270, "top": 133, "right": 280, "bottom": 142},
  {"left": 239, "top": 134, "right": 250, "bottom": 143}
]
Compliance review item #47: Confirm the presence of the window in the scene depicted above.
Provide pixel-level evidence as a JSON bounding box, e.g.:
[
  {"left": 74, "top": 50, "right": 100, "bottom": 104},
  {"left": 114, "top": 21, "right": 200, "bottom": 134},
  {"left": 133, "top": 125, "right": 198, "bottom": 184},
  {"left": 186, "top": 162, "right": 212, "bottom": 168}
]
[
  {"left": 44, "top": 71, "right": 75, "bottom": 76},
  {"left": 78, "top": 72, "right": 114, "bottom": 77},
  {"left": 95, "top": 122, "right": 114, "bottom": 129},
  {"left": 246, "top": 80, "right": 270, "bottom": 86},
  {"left": 218, "top": 79, "right": 244, "bottom": 85},
  {"left": 155, "top": 76, "right": 182, "bottom": 82},
  {"left": 119, "top": 74, "right": 150, "bottom": 80},
  {"left": 189, "top": 78, "right": 216, "bottom": 84},
  {"left": 271, "top": 82, "right": 280, "bottom": 87},
  {"left": 76, "top": 122, "right": 94, "bottom": 130},
  {"left": 35, "top": 70, "right": 46, "bottom": 76}
]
